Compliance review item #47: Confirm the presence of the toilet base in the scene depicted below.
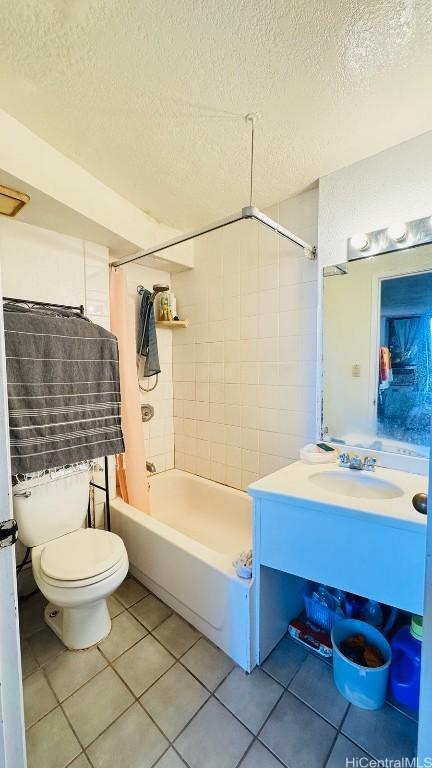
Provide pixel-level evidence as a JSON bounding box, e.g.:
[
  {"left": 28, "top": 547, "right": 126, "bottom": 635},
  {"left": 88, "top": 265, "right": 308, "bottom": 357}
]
[{"left": 45, "top": 599, "right": 112, "bottom": 650}]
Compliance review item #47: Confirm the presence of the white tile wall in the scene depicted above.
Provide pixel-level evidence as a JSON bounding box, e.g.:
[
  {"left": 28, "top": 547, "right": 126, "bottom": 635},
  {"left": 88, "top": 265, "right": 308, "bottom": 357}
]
[
  {"left": 123, "top": 263, "right": 174, "bottom": 474},
  {"left": 1, "top": 192, "right": 318, "bottom": 508},
  {"left": 171, "top": 189, "right": 318, "bottom": 490},
  {"left": 0, "top": 218, "right": 114, "bottom": 532},
  {"left": 0, "top": 218, "right": 177, "bottom": 536}
]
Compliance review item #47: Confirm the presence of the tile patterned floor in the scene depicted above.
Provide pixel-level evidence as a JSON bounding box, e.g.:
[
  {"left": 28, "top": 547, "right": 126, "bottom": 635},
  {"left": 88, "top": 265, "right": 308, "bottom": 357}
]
[{"left": 20, "top": 577, "right": 418, "bottom": 768}]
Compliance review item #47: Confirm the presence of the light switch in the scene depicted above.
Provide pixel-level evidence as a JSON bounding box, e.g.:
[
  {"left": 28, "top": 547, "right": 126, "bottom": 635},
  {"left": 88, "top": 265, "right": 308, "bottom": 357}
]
[{"left": 352, "top": 364, "right": 361, "bottom": 377}]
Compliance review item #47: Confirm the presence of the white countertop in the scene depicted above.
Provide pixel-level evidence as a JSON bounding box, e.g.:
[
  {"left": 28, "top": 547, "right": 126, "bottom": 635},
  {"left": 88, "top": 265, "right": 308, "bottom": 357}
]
[{"left": 248, "top": 460, "right": 428, "bottom": 533}]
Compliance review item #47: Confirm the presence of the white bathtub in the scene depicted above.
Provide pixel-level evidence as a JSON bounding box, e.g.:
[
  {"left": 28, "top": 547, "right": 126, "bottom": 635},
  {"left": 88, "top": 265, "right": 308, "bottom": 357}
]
[{"left": 110, "top": 469, "right": 255, "bottom": 670}]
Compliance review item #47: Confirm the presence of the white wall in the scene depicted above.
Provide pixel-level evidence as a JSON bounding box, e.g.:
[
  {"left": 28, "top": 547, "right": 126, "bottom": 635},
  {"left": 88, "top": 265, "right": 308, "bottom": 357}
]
[
  {"left": 0, "top": 216, "right": 110, "bottom": 328},
  {"left": 319, "top": 130, "right": 432, "bottom": 267},
  {"left": 171, "top": 189, "right": 318, "bottom": 491},
  {"left": 0, "top": 108, "right": 193, "bottom": 268},
  {"left": 123, "top": 263, "right": 174, "bottom": 473},
  {"left": 0, "top": 217, "right": 115, "bottom": 536}
]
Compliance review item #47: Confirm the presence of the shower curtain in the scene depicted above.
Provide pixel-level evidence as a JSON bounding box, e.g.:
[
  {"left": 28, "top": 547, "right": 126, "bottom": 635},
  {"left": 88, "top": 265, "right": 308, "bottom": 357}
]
[{"left": 110, "top": 269, "right": 149, "bottom": 513}]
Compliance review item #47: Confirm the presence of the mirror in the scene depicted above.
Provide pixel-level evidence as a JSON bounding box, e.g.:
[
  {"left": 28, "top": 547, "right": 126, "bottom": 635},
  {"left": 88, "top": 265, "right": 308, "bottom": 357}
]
[{"left": 322, "top": 243, "right": 432, "bottom": 459}]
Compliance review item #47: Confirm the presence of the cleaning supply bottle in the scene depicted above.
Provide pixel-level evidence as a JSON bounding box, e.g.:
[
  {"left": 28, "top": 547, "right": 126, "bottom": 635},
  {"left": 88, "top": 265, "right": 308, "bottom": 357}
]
[
  {"left": 389, "top": 615, "right": 422, "bottom": 710},
  {"left": 362, "top": 599, "right": 383, "bottom": 628},
  {"left": 345, "top": 593, "right": 364, "bottom": 620},
  {"left": 333, "top": 589, "right": 346, "bottom": 618}
]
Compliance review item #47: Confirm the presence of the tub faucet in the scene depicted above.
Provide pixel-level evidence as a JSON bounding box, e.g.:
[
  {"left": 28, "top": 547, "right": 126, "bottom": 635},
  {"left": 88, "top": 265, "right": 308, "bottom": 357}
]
[
  {"left": 146, "top": 461, "right": 156, "bottom": 474},
  {"left": 338, "top": 453, "right": 376, "bottom": 471}
]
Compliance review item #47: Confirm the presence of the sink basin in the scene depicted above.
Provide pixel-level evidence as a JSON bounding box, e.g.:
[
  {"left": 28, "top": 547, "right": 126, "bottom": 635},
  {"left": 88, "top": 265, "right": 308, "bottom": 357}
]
[{"left": 309, "top": 470, "right": 403, "bottom": 500}]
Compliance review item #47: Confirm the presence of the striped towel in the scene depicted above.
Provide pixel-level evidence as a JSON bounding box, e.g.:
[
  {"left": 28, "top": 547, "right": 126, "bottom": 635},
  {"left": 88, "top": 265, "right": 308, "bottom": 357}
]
[{"left": 4, "top": 308, "right": 124, "bottom": 475}]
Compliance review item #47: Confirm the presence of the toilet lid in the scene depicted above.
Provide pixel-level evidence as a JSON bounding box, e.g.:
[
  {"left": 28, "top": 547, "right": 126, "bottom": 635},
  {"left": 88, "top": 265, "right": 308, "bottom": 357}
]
[{"left": 40, "top": 529, "right": 125, "bottom": 581}]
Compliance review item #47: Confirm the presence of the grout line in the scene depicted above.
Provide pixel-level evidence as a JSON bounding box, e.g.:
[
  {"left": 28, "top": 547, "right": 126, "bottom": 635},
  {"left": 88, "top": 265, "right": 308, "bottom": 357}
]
[
  {"left": 233, "top": 738, "right": 258, "bottom": 768},
  {"left": 338, "top": 702, "right": 351, "bottom": 733},
  {"left": 285, "top": 683, "right": 348, "bottom": 730},
  {"left": 40, "top": 666, "right": 95, "bottom": 767},
  {"left": 169, "top": 744, "right": 192, "bottom": 768},
  {"left": 322, "top": 728, "right": 340, "bottom": 768},
  {"left": 80, "top": 701, "right": 138, "bottom": 762},
  {"left": 97, "top": 628, "right": 150, "bottom": 665}
]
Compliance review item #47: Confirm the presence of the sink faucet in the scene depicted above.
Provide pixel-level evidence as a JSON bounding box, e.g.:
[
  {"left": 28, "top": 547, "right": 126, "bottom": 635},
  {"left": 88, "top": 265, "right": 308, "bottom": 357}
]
[
  {"left": 146, "top": 461, "right": 156, "bottom": 474},
  {"left": 338, "top": 453, "right": 376, "bottom": 471}
]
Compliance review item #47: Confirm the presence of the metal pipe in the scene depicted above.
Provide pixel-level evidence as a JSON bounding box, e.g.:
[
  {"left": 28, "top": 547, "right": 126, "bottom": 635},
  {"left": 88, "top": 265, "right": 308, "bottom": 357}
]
[
  {"left": 111, "top": 211, "right": 245, "bottom": 268},
  {"left": 104, "top": 456, "right": 111, "bottom": 532},
  {"left": 111, "top": 206, "right": 316, "bottom": 269},
  {"left": 243, "top": 206, "right": 316, "bottom": 257}
]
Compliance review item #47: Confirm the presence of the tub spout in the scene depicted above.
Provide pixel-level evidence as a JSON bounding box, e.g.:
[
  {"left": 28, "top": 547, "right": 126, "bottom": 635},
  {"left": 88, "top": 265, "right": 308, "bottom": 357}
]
[{"left": 146, "top": 461, "right": 156, "bottom": 474}]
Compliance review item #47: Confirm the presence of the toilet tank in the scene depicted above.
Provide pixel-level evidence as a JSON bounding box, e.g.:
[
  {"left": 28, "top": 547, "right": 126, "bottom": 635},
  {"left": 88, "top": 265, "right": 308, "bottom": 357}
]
[{"left": 13, "top": 468, "right": 91, "bottom": 547}]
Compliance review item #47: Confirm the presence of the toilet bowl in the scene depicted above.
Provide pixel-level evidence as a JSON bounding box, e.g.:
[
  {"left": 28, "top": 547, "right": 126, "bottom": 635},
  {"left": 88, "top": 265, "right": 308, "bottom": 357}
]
[
  {"left": 13, "top": 467, "right": 129, "bottom": 650},
  {"left": 32, "top": 528, "right": 129, "bottom": 649}
]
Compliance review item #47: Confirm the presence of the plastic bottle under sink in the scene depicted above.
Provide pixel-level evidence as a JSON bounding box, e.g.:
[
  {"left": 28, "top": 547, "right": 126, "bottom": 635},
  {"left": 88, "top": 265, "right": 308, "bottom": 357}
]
[
  {"left": 389, "top": 616, "right": 422, "bottom": 710},
  {"left": 362, "top": 599, "right": 384, "bottom": 628}
]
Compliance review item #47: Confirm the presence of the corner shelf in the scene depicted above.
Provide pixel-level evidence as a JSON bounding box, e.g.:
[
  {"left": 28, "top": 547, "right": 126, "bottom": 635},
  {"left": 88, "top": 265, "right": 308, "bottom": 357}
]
[{"left": 156, "top": 320, "right": 189, "bottom": 329}]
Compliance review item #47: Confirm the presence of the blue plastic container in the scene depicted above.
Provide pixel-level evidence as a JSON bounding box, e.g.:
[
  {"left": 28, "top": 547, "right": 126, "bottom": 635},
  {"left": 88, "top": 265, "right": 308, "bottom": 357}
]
[
  {"left": 303, "top": 584, "right": 344, "bottom": 632},
  {"left": 390, "top": 617, "right": 422, "bottom": 710},
  {"left": 331, "top": 619, "right": 392, "bottom": 710}
]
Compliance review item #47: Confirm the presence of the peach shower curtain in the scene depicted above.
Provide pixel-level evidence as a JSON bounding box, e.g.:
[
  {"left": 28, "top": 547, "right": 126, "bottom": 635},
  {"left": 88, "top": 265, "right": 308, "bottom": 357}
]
[{"left": 110, "top": 268, "right": 149, "bottom": 513}]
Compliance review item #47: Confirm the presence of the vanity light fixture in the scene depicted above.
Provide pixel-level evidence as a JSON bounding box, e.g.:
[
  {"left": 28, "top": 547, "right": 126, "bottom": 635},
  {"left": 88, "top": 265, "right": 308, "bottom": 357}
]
[
  {"left": 387, "top": 221, "right": 407, "bottom": 242},
  {"left": 350, "top": 232, "right": 369, "bottom": 251},
  {"left": 347, "top": 213, "right": 432, "bottom": 261},
  {"left": 0, "top": 184, "right": 30, "bottom": 217}
]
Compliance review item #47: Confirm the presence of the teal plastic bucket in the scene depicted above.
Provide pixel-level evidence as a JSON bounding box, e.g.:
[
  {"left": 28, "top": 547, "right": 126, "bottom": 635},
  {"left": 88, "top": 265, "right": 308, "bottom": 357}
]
[{"left": 331, "top": 619, "right": 392, "bottom": 710}]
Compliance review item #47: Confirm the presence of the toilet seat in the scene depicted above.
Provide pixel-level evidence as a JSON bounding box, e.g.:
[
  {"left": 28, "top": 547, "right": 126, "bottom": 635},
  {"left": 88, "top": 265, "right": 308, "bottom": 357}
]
[{"left": 40, "top": 528, "right": 126, "bottom": 588}]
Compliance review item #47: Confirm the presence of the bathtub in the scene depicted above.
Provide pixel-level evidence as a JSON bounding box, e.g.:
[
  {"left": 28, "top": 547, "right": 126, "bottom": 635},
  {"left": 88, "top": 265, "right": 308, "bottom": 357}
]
[{"left": 110, "top": 469, "right": 255, "bottom": 670}]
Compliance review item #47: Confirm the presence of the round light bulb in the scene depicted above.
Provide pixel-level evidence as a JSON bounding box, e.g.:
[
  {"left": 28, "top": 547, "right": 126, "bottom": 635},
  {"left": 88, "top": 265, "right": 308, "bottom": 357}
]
[
  {"left": 387, "top": 221, "right": 407, "bottom": 242},
  {"left": 350, "top": 232, "right": 369, "bottom": 251}
]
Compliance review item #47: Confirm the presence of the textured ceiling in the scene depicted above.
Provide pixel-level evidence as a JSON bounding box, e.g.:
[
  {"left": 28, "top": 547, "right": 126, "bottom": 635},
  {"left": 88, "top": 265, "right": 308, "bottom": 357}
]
[{"left": 0, "top": 0, "right": 431, "bottom": 229}]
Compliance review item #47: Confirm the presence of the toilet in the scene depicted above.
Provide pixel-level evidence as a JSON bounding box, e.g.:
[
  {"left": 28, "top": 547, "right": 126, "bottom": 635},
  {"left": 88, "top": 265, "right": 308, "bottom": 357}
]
[{"left": 13, "top": 467, "right": 128, "bottom": 650}]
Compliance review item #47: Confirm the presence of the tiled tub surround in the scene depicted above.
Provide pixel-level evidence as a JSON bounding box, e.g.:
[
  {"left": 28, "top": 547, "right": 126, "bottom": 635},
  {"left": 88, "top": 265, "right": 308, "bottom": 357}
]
[
  {"left": 171, "top": 190, "right": 318, "bottom": 491},
  {"left": 111, "top": 469, "right": 253, "bottom": 669},
  {"left": 21, "top": 577, "right": 417, "bottom": 768},
  {"left": 124, "top": 262, "right": 175, "bottom": 474}
]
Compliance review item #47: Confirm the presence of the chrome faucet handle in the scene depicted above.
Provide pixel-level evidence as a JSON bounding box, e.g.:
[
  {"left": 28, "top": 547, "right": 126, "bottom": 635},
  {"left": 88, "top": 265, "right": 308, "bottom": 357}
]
[
  {"left": 338, "top": 452, "right": 350, "bottom": 467},
  {"left": 348, "top": 455, "right": 363, "bottom": 470},
  {"left": 363, "top": 456, "right": 376, "bottom": 471}
]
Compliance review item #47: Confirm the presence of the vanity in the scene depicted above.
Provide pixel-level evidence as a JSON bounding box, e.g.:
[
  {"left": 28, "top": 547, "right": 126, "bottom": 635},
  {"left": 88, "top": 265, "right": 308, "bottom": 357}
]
[
  {"left": 249, "top": 223, "right": 431, "bottom": 667},
  {"left": 249, "top": 460, "right": 427, "bottom": 665}
]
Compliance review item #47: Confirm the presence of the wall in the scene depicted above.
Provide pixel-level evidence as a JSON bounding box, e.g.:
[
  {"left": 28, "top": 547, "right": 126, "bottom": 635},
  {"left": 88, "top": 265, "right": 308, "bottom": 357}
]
[
  {"left": 123, "top": 263, "right": 174, "bottom": 474},
  {"left": 0, "top": 216, "right": 110, "bottom": 328},
  {"left": 0, "top": 216, "right": 112, "bottom": 533},
  {"left": 0, "top": 108, "right": 193, "bottom": 268},
  {"left": 171, "top": 189, "right": 318, "bottom": 491},
  {"left": 319, "top": 130, "right": 432, "bottom": 267}
]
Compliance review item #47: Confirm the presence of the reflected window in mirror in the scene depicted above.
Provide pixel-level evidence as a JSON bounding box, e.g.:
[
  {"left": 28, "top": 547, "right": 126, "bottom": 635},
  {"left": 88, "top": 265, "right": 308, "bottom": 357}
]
[{"left": 378, "top": 272, "right": 432, "bottom": 449}]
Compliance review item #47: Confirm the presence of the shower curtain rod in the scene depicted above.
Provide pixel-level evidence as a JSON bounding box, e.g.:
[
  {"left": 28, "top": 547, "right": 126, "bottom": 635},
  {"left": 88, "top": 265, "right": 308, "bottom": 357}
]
[{"left": 111, "top": 205, "right": 317, "bottom": 269}]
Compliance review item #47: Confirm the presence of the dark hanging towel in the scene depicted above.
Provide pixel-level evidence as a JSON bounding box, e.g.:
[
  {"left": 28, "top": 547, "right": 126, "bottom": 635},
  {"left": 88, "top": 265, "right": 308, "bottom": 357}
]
[
  {"left": 3, "top": 305, "right": 124, "bottom": 475},
  {"left": 137, "top": 289, "right": 161, "bottom": 377}
]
